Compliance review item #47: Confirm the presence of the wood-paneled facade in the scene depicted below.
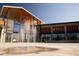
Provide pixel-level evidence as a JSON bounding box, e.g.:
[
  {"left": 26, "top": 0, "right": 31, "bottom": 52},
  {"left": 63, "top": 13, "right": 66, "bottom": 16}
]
[{"left": 0, "top": 5, "right": 44, "bottom": 43}]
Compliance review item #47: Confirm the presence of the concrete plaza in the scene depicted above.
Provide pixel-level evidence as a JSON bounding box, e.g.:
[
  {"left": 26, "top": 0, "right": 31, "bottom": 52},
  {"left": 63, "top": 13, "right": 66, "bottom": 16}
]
[{"left": 0, "top": 43, "right": 79, "bottom": 56}]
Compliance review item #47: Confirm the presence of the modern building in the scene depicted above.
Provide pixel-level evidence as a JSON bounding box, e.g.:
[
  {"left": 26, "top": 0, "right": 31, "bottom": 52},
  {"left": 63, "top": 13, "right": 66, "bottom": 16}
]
[
  {"left": 36, "top": 21, "right": 79, "bottom": 43},
  {"left": 0, "top": 5, "right": 79, "bottom": 43},
  {"left": 0, "top": 5, "right": 44, "bottom": 43}
]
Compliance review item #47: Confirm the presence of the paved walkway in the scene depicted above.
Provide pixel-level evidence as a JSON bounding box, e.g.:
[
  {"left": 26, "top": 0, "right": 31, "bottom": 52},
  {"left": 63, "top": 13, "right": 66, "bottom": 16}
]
[{"left": 0, "top": 43, "right": 79, "bottom": 56}]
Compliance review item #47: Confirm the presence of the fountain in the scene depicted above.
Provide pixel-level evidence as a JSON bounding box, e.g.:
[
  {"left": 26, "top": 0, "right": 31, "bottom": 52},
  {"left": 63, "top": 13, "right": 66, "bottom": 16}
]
[
  {"left": 20, "top": 18, "right": 37, "bottom": 43},
  {"left": 3, "top": 46, "right": 58, "bottom": 55}
]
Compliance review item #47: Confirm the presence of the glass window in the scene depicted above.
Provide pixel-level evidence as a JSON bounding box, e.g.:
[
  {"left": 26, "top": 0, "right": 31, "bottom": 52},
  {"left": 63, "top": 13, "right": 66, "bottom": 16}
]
[
  {"left": 13, "top": 20, "right": 20, "bottom": 33},
  {"left": 12, "top": 20, "right": 21, "bottom": 42}
]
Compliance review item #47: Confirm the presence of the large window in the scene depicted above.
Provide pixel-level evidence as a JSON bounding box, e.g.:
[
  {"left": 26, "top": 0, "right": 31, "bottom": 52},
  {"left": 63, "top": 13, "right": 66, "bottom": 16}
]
[
  {"left": 67, "top": 33, "right": 79, "bottom": 40},
  {"left": 53, "top": 33, "right": 65, "bottom": 40},
  {"left": 41, "top": 34, "right": 51, "bottom": 43},
  {"left": 77, "top": 33, "right": 79, "bottom": 40},
  {"left": 13, "top": 20, "right": 20, "bottom": 33},
  {"left": 13, "top": 20, "right": 21, "bottom": 42}
]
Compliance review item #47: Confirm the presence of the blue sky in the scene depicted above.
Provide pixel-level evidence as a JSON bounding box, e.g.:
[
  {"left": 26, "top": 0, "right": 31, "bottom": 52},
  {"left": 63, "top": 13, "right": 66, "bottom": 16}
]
[{"left": 0, "top": 3, "right": 79, "bottom": 24}]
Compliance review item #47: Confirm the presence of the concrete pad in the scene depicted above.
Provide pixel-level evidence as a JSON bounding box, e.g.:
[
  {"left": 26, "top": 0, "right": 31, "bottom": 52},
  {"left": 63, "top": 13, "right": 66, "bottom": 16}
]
[{"left": 0, "top": 43, "right": 79, "bottom": 56}]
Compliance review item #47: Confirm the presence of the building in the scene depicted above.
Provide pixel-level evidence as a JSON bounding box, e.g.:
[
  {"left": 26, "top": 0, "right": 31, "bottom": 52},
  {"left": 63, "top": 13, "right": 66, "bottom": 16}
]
[
  {"left": 36, "top": 21, "right": 79, "bottom": 43},
  {"left": 0, "top": 5, "right": 44, "bottom": 43},
  {"left": 0, "top": 5, "right": 79, "bottom": 43}
]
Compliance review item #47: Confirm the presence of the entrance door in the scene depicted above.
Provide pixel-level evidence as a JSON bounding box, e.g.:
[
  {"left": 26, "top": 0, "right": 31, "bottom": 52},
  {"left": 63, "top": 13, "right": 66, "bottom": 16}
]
[
  {"left": 41, "top": 34, "right": 51, "bottom": 43},
  {"left": 5, "top": 33, "right": 12, "bottom": 42}
]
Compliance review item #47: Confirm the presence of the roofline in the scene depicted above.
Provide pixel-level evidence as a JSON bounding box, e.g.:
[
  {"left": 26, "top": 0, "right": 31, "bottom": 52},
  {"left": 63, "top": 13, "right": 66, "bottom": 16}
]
[
  {"left": 37, "top": 21, "right": 79, "bottom": 26},
  {"left": 0, "top": 5, "right": 45, "bottom": 23},
  {"left": 3, "top": 5, "right": 22, "bottom": 9},
  {"left": 22, "top": 7, "right": 44, "bottom": 24},
  {"left": 0, "top": 5, "right": 22, "bottom": 17}
]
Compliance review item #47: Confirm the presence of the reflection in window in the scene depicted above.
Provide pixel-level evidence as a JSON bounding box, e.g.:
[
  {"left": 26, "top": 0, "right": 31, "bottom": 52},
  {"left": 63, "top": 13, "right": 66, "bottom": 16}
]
[
  {"left": 13, "top": 20, "right": 21, "bottom": 42},
  {"left": 13, "top": 20, "right": 20, "bottom": 33}
]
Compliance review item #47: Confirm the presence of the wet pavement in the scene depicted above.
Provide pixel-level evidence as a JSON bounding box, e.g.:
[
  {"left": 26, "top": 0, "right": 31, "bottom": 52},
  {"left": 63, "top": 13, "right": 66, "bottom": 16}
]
[{"left": 3, "top": 46, "right": 58, "bottom": 55}]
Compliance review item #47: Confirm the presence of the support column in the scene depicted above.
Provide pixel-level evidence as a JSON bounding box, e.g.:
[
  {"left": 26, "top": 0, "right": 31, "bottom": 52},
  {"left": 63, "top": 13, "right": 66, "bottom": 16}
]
[
  {"left": 33, "top": 26, "right": 37, "bottom": 42},
  {"left": 0, "top": 17, "right": 7, "bottom": 43},
  {"left": 64, "top": 25, "right": 67, "bottom": 40},
  {"left": 51, "top": 26, "right": 53, "bottom": 41},
  {"left": 0, "top": 26, "right": 6, "bottom": 43}
]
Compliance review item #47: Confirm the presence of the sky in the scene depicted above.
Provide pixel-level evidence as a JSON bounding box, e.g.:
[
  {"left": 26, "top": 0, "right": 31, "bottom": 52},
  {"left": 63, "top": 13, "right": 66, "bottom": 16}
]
[{"left": 0, "top": 3, "right": 79, "bottom": 24}]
